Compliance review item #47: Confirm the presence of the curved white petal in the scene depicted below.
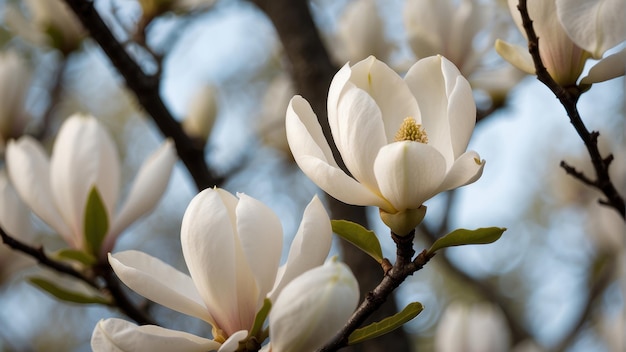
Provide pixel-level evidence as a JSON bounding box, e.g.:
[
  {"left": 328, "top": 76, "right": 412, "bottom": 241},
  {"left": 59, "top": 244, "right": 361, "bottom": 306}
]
[
  {"left": 50, "top": 114, "right": 120, "bottom": 250},
  {"left": 106, "top": 140, "right": 176, "bottom": 252},
  {"left": 556, "top": 0, "right": 626, "bottom": 58},
  {"left": 446, "top": 76, "right": 476, "bottom": 160},
  {"left": 495, "top": 40, "right": 535, "bottom": 75},
  {"left": 235, "top": 193, "right": 282, "bottom": 308},
  {"left": 5, "top": 137, "right": 71, "bottom": 243},
  {"left": 108, "top": 251, "right": 213, "bottom": 323},
  {"left": 335, "top": 86, "right": 387, "bottom": 191},
  {"left": 0, "top": 170, "right": 33, "bottom": 240},
  {"left": 374, "top": 142, "right": 447, "bottom": 211},
  {"left": 348, "top": 56, "right": 420, "bottom": 142},
  {"left": 91, "top": 318, "right": 220, "bottom": 352},
  {"left": 438, "top": 151, "right": 485, "bottom": 192},
  {"left": 581, "top": 48, "right": 626, "bottom": 84},
  {"left": 218, "top": 330, "right": 248, "bottom": 352},
  {"left": 181, "top": 189, "right": 246, "bottom": 336},
  {"left": 286, "top": 96, "right": 390, "bottom": 210},
  {"left": 269, "top": 260, "right": 359, "bottom": 352},
  {"left": 269, "top": 195, "right": 332, "bottom": 302}
]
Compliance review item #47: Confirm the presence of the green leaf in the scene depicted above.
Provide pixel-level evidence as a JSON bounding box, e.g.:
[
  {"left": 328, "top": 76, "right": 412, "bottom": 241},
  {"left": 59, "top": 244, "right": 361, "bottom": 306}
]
[
  {"left": 427, "top": 227, "right": 506, "bottom": 255},
  {"left": 332, "top": 220, "right": 383, "bottom": 264},
  {"left": 348, "top": 302, "right": 423, "bottom": 345},
  {"left": 54, "top": 248, "right": 97, "bottom": 266},
  {"left": 84, "top": 186, "right": 109, "bottom": 256},
  {"left": 29, "top": 277, "right": 110, "bottom": 305},
  {"left": 250, "top": 298, "right": 272, "bottom": 339}
]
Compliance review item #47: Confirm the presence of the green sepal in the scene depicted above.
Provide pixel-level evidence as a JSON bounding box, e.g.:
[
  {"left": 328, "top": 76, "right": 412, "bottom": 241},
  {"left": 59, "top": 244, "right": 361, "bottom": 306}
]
[
  {"left": 332, "top": 220, "right": 383, "bottom": 264},
  {"left": 29, "top": 277, "right": 110, "bottom": 305},
  {"left": 427, "top": 227, "right": 506, "bottom": 255},
  {"left": 249, "top": 298, "right": 272, "bottom": 341},
  {"left": 348, "top": 302, "right": 423, "bottom": 345},
  {"left": 84, "top": 186, "right": 109, "bottom": 257},
  {"left": 54, "top": 248, "right": 97, "bottom": 266}
]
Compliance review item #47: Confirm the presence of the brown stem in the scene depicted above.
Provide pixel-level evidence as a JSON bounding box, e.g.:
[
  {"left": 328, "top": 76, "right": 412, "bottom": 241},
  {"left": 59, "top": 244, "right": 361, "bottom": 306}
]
[
  {"left": 62, "top": 0, "right": 222, "bottom": 191},
  {"left": 516, "top": 0, "right": 625, "bottom": 218}
]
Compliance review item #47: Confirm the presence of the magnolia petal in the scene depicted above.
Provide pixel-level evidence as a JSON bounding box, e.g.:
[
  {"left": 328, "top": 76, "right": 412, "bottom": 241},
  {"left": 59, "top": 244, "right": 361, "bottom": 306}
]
[
  {"left": 0, "top": 170, "right": 33, "bottom": 240},
  {"left": 181, "top": 188, "right": 242, "bottom": 335},
  {"left": 269, "top": 260, "right": 359, "bottom": 352},
  {"left": 5, "top": 137, "right": 71, "bottom": 244},
  {"left": 106, "top": 140, "right": 176, "bottom": 253},
  {"left": 327, "top": 63, "right": 353, "bottom": 146},
  {"left": 348, "top": 56, "right": 420, "bottom": 143},
  {"left": 268, "top": 195, "right": 332, "bottom": 302},
  {"left": 108, "top": 251, "right": 212, "bottom": 323},
  {"left": 495, "top": 40, "right": 535, "bottom": 75},
  {"left": 91, "top": 318, "right": 220, "bottom": 352},
  {"left": 286, "top": 96, "right": 390, "bottom": 210},
  {"left": 581, "top": 48, "right": 626, "bottom": 84},
  {"left": 218, "top": 330, "right": 248, "bottom": 352},
  {"left": 438, "top": 151, "right": 485, "bottom": 192},
  {"left": 335, "top": 86, "right": 387, "bottom": 191},
  {"left": 446, "top": 76, "right": 476, "bottom": 160},
  {"left": 50, "top": 114, "right": 120, "bottom": 250},
  {"left": 556, "top": 0, "right": 626, "bottom": 58},
  {"left": 235, "top": 193, "right": 282, "bottom": 307},
  {"left": 374, "top": 142, "right": 447, "bottom": 211}
]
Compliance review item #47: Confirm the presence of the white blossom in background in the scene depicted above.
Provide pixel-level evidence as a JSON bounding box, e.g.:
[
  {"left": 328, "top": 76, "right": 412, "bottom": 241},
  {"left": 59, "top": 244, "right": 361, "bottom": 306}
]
[
  {"left": 5, "top": 114, "right": 176, "bottom": 259},
  {"left": 435, "top": 302, "right": 511, "bottom": 352},
  {"left": 256, "top": 73, "right": 295, "bottom": 156},
  {"left": 286, "top": 55, "right": 484, "bottom": 234},
  {"left": 404, "top": 0, "right": 524, "bottom": 101},
  {"left": 331, "top": 0, "right": 394, "bottom": 65},
  {"left": 0, "top": 51, "right": 31, "bottom": 154},
  {"left": 496, "top": 0, "right": 626, "bottom": 86},
  {"left": 4, "top": 0, "right": 85, "bottom": 54},
  {"left": 0, "top": 170, "right": 35, "bottom": 284},
  {"left": 267, "top": 260, "right": 359, "bottom": 352},
  {"left": 93, "top": 188, "right": 332, "bottom": 350},
  {"left": 182, "top": 85, "right": 218, "bottom": 144}
]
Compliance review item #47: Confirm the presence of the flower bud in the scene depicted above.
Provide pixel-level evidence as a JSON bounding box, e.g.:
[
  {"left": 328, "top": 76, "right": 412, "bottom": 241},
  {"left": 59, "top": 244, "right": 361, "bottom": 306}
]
[
  {"left": 269, "top": 259, "right": 359, "bottom": 352},
  {"left": 182, "top": 85, "right": 218, "bottom": 145}
]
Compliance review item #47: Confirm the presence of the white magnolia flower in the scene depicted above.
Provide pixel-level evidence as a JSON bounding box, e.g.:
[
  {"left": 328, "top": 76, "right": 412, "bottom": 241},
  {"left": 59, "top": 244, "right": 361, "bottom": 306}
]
[
  {"left": 0, "top": 51, "right": 31, "bottom": 153},
  {"left": 286, "top": 55, "right": 484, "bottom": 234},
  {"left": 98, "top": 188, "right": 332, "bottom": 349},
  {"left": 0, "top": 170, "right": 35, "bottom": 283},
  {"left": 268, "top": 259, "right": 359, "bottom": 352},
  {"left": 5, "top": 0, "right": 85, "bottom": 54},
  {"left": 332, "top": 0, "right": 394, "bottom": 65},
  {"left": 6, "top": 114, "right": 176, "bottom": 259},
  {"left": 404, "top": 0, "right": 524, "bottom": 99},
  {"left": 182, "top": 85, "right": 218, "bottom": 144},
  {"left": 496, "top": 0, "right": 626, "bottom": 86},
  {"left": 435, "top": 302, "right": 511, "bottom": 352}
]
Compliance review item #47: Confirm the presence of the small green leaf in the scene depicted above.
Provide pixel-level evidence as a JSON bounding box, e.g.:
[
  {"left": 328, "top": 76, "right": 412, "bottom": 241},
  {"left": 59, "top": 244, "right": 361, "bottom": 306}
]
[
  {"left": 250, "top": 298, "right": 272, "bottom": 340},
  {"left": 29, "top": 277, "right": 110, "bottom": 305},
  {"left": 332, "top": 220, "right": 383, "bottom": 264},
  {"left": 427, "top": 227, "right": 506, "bottom": 255},
  {"left": 84, "top": 186, "right": 109, "bottom": 256},
  {"left": 348, "top": 302, "right": 423, "bottom": 345},
  {"left": 54, "top": 249, "right": 97, "bottom": 266}
]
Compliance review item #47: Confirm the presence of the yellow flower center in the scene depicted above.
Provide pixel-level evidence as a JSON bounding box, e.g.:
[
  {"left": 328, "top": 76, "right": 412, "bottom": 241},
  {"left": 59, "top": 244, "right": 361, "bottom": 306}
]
[{"left": 394, "top": 117, "right": 428, "bottom": 143}]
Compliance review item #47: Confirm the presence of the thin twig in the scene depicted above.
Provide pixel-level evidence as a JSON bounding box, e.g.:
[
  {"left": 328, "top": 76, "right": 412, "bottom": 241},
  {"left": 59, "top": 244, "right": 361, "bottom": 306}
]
[
  {"left": 62, "top": 0, "right": 222, "bottom": 191},
  {"left": 516, "top": 0, "right": 625, "bottom": 218},
  {"left": 319, "top": 231, "right": 435, "bottom": 351}
]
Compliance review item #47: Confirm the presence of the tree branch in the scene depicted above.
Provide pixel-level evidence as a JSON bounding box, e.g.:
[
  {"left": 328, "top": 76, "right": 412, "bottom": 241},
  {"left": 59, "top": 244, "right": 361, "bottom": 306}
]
[
  {"left": 62, "top": 0, "right": 222, "bottom": 191},
  {"left": 516, "top": 0, "right": 625, "bottom": 218}
]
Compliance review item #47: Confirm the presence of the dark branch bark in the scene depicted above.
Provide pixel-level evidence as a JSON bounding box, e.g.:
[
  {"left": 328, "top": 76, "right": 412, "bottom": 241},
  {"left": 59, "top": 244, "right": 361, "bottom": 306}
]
[
  {"left": 62, "top": 0, "right": 222, "bottom": 191},
  {"left": 517, "top": 0, "right": 625, "bottom": 218}
]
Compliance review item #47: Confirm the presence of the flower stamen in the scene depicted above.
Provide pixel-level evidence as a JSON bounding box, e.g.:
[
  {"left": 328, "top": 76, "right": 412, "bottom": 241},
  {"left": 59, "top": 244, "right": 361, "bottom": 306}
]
[{"left": 394, "top": 117, "right": 428, "bottom": 143}]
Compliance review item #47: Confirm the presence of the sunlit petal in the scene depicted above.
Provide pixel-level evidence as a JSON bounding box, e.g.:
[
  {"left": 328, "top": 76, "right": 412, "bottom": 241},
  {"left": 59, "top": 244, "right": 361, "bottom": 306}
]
[
  {"left": 581, "top": 48, "right": 626, "bottom": 84},
  {"left": 109, "top": 251, "right": 213, "bottom": 324},
  {"left": 438, "top": 151, "right": 485, "bottom": 192},
  {"left": 495, "top": 40, "right": 535, "bottom": 75}
]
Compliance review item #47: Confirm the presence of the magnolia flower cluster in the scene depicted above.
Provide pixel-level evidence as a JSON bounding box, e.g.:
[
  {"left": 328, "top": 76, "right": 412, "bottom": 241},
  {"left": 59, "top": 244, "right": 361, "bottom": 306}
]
[
  {"left": 6, "top": 114, "right": 176, "bottom": 259},
  {"left": 287, "top": 55, "right": 484, "bottom": 235},
  {"left": 92, "top": 188, "right": 359, "bottom": 351},
  {"left": 496, "top": 0, "right": 626, "bottom": 86}
]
